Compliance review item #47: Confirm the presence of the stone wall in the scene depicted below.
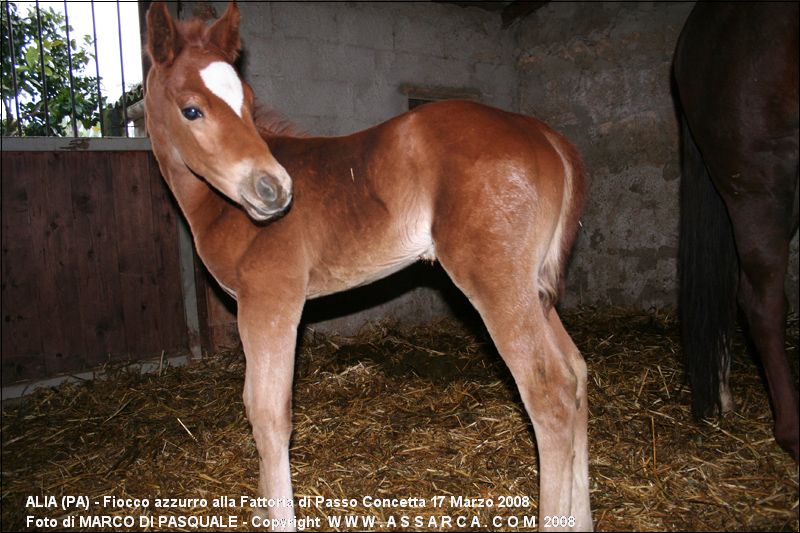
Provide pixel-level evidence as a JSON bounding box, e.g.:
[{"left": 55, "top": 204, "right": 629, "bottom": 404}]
[
  {"left": 516, "top": 2, "right": 693, "bottom": 308},
  {"left": 515, "top": 1, "right": 798, "bottom": 310}
]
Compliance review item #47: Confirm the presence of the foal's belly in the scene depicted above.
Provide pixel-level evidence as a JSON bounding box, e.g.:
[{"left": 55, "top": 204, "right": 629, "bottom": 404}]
[{"left": 305, "top": 209, "right": 435, "bottom": 299}]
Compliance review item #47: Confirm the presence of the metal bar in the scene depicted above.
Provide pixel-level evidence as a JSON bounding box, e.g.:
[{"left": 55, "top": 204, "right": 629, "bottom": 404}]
[
  {"left": 90, "top": 0, "right": 104, "bottom": 136},
  {"left": 115, "top": 0, "right": 128, "bottom": 137},
  {"left": 3, "top": 0, "right": 22, "bottom": 135},
  {"left": 63, "top": 0, "right": 78, "bottom": 137},
  {"left": 34, "top": 1, "right": 50, "bottom": 134}
]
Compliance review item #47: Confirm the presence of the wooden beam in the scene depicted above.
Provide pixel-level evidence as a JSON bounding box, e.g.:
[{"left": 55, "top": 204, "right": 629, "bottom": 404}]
[{"left": 501, "top": 1, "right": 549, "bottom": 28}]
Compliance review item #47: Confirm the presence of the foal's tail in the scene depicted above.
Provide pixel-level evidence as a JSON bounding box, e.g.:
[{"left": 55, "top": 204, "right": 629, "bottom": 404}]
[
  {"left": 539, "top": 128, "right": 587, "bottom": 310},
  {"left": 678, "top": 111, "right": 739, "bottom": 419}
]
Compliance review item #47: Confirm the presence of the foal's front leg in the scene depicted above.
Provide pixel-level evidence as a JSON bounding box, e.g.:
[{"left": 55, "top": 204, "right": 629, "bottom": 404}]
[{"left": 238, "top": 294, "right": 304, "bottom": 532}]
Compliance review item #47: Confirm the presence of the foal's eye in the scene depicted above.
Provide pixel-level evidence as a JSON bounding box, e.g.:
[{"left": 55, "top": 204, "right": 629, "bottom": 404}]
[{"left": 181, "top": 107, "right": 203, "bottom": 121}]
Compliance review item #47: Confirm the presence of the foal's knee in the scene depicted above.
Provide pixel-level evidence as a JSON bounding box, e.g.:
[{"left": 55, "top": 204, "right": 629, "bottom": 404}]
[{"left": 243, "top": 394, "right": 292, "bottom": 446}]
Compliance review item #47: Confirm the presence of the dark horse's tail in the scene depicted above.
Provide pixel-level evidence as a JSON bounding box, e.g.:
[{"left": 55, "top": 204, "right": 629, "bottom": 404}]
[{"left": 677, "top": 110, "right": 739, "bottom": 419}]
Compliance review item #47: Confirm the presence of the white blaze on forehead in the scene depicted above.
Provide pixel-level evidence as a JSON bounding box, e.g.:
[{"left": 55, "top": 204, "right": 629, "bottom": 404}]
[{"left": 199, "top": 61, "right": 244, "bottom": 117}]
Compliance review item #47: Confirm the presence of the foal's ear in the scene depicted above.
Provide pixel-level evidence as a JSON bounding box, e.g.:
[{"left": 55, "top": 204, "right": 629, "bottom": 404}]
[
  {"left": 207, "top": 1, "right": 241, "bottom": 63},
  {"left": 146, "top": 2, "right": 182, "bottom": 66}
]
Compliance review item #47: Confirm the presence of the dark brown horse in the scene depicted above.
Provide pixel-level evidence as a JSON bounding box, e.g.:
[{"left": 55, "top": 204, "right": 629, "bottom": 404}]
[
  {"left": 673, "top": 2, "right": 799, "bottom": 461},
  {"left": 144, "top": 2, "right": 590, "bottom": 530}
]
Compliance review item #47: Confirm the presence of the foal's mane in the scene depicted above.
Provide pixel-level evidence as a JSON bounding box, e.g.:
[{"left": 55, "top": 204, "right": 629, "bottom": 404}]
[
  {"left": 175, "top": 18, "right": 221, "bottom": 53},
  {"left": 252, "top": 103, "right": 307, "bottom": 139}
]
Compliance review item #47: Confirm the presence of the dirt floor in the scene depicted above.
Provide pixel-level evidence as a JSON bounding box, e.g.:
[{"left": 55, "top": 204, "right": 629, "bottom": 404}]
[{"left": 2, "top": 307, "right": 798, "bottom": 531}]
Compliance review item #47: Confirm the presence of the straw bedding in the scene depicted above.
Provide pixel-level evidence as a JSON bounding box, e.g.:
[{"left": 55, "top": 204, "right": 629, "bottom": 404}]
[{"left": 2, "top": 308, "right": 797, "bottom": 531}]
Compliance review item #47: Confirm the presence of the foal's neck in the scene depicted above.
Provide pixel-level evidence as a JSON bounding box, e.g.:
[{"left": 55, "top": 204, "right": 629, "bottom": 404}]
[{"left": 159, "top": 152, "right": 225, "bottom": 234}]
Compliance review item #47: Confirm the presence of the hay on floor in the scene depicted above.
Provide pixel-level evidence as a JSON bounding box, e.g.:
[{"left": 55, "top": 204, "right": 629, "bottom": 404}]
[{"left": 2, "top": 308, "right": 798, "bottom": 531}]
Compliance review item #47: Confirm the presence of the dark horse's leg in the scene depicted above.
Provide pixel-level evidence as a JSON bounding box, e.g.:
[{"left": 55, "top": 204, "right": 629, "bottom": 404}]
[
  {"left": 674, "top": 3, "right": 799, "bottom": 461},
  {"left": 726, "top": 183, "right": 799, "bottom": 461}
]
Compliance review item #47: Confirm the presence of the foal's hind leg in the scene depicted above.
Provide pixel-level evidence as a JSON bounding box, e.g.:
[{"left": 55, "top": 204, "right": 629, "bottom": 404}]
[
  {"left": 436, "top": 251, "right": 591, "bottom": 531},
  {"left": 547, "top": 308, "right": 591, "bottom": 528}
]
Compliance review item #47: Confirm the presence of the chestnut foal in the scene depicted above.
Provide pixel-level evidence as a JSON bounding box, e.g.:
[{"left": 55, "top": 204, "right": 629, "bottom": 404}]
[{"left": 144, "top": 2, "right": 590, "bottom": 530}]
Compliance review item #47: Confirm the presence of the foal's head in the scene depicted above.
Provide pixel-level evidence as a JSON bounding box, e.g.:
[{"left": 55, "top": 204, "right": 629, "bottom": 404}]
[{"left": 145, "top": 2, "right": 291, "bottom": 221}]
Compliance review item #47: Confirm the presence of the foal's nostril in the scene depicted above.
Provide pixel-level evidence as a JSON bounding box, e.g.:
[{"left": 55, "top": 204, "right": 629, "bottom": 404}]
[{"left": 256, "top": 177, "right": 278, "bottom": 202}]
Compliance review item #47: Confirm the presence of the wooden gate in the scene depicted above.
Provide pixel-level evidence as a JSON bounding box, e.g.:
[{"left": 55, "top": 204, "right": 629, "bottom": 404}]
[{"left": 1, "top": 149, "right": 190, "bottom": 385}]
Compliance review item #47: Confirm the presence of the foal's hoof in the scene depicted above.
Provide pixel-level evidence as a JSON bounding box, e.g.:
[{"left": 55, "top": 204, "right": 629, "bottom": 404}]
[{"left": 250, "top": 506, "right": 269, "bottom": 526}]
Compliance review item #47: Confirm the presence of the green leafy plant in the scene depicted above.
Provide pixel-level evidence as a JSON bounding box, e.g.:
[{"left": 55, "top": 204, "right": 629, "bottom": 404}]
[{"left": 1, "top": 0, "right": 106, "bottom": 136}]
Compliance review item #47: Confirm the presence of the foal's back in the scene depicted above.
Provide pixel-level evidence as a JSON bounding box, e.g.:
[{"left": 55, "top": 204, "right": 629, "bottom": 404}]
[{"left": 262, "top": 100, "right": 581, "bottom": 301}]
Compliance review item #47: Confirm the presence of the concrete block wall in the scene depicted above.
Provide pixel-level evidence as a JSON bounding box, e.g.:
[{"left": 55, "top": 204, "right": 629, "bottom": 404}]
[{"left": 194, "top": 1, "right": 518, "bottom": 134}]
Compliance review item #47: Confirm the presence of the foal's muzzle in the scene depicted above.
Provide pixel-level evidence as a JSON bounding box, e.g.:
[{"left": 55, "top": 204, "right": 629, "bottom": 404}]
[{"left": 240, "top": 170, "right": 293, "bottom": 222}]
